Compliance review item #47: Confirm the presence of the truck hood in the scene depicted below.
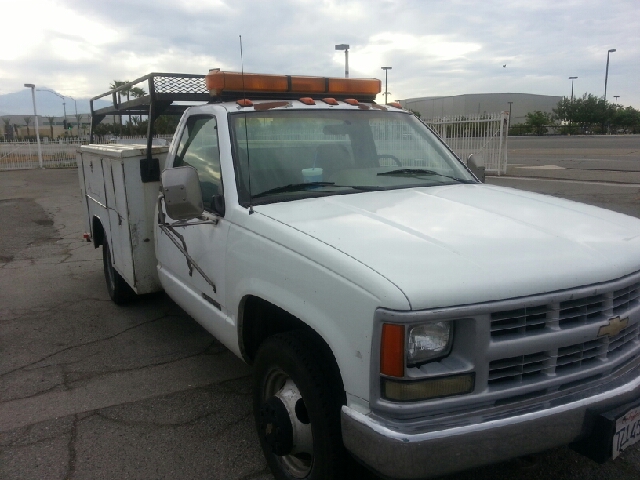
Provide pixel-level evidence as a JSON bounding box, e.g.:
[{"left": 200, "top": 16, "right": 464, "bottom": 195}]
[{"left": 256, "top": 185, "right": 640, "bottom": 310}]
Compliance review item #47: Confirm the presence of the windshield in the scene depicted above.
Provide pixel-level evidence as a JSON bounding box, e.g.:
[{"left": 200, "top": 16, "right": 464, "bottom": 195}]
[{"left": 230, "top": 110, "right": 476, "bottom": 205}]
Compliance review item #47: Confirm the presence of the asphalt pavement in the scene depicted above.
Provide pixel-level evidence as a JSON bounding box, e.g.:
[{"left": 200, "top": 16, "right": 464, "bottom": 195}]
[{"left": 1, "top": 135, "right": 640, "bottom": 480}]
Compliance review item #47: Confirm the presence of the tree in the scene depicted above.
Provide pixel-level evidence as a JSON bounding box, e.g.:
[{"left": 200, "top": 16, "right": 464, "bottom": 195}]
[
  {"left": 47, "top": 116, "right": 55, "bottom": 139},
  {"left": 154, "top": 115, "right": 179, "bottom": 135},
  {"left": 129, "top": 86, "right": 146, "bottom": 130},
  {"left": 611, "top": 106, "right": 640, "bottom": 134},
  {"left": 2, "top": 117, "right": 12, "bottom": 140},
  {"left": 110, "top": 80, "right": 127, "bottom": 135},
  {"left": 554, "top": 93, "right": 616, "bottom": 134},
  {"left": 23, "top": 116, "right": 32, "bottom": 137},
  {"left": 524, "top": 111, "right": 554, "bottom": 136}
]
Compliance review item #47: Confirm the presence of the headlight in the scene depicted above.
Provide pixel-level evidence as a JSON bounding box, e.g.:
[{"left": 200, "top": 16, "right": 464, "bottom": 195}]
[{"left": 407, "top": 322, "right": 453, "bottom": 366}]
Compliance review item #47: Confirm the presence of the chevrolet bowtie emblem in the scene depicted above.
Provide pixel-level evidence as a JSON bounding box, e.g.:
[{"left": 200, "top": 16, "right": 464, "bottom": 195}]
[{"left": 598, "top": 316, "right": 629, "bottom": 338}]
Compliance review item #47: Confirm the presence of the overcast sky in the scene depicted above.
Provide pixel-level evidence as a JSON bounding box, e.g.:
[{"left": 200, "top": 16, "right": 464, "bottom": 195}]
[{"left": 1, "top": 0, "right": 637, "bottom": 109}]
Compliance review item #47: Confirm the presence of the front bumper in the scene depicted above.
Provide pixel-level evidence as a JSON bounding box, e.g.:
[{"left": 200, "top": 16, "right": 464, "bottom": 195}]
[{"left": 341, "top": 364, "right": 640, "bottom": 479}]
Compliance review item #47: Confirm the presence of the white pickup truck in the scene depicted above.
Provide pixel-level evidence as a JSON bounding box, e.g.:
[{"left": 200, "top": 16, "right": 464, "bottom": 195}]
[{"left": 78, "top": 71, "right": 640, "bottom": 480}]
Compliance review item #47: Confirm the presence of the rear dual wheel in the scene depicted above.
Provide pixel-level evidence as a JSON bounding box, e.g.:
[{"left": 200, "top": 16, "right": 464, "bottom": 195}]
[
  {"left": 253, "top": 331, "right": 347, "bottom": 480},
  {"left": 102, "top": 239, "right": 134, "bottom": 304}
]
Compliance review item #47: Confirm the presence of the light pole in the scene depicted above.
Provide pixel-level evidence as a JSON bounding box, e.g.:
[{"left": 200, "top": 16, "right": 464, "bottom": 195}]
[
  {"left": 381, "top": 66, "right": 392, "bottom": 104},
  {"left": 569, "top": 76, "right": 578, "bottom": 101},
  {"left": 604, "top": 48, "right": 616, "bottom": 101},
  {"left": 507, "top": 101, "right": 513, "bottom": 126},
  {"left": 66, "top": 95, "right": 78, "bottom": 136},
  {"left": 23, "top": 84, "right": 44, "bottom": 168},
  {"left": 614, "top": 95, "right": 620, "bottom": 104},
  {"left": 37, "top": 88, "right": 67, "bottom": 137},
  {"left": 335, "top": 44, "right": 349, "bottom": 78}
]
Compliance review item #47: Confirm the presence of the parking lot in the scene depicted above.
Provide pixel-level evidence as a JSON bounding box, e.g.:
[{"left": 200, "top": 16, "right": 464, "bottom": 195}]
[{"left": 2, "top": 136, "right": 640, "bottom": 480}]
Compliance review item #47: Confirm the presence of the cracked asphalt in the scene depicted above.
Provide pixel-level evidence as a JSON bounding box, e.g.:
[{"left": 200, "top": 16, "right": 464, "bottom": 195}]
[{"left": 1, "top": 135, "right": 640, "bottom": 480}]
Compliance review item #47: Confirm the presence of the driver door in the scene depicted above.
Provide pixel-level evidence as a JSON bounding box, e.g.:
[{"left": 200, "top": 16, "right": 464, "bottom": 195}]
[{"left": 156, "top": 114, "right": 231, "bottom": 337}]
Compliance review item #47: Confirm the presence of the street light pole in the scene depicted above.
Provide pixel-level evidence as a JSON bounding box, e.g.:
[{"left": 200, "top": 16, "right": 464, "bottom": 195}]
[
  {"left": 66, "top": 96, "right": 78, "bottom": 135},
  {"left": 569, "top": 76, "right": 578, "bottom": 101},
  {"left": 37, "top": 88, "right": 67, "bottom": 137},
  {"left": 24, "top": 84, "right": 44, "bottom": 168},
  {"left": 507, "top": 101, "right": 513, "bottom": 127},
  {"left": 604, "top": 48, "right": 616, "bottom": 101},
  {"left": 335, "top": 44, "right": 350, "bottom": 78},
  {"left": 381, "top": 67, "right": 392, "bottom": 104}
]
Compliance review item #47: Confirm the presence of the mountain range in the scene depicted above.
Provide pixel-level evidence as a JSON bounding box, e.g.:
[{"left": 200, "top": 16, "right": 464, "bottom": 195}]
[{"left": 0, "top": 89, "right": 111, "bottom": 117}]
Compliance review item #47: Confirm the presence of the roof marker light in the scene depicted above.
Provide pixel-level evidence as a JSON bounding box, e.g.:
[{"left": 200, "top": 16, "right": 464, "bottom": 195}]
[
  {"left": 237, "top": 99, "right": 253, "bottom": 107},
  {"left": 299, "top": 97, "right": 316, "bottom": 105},
  {"left": 322, "top": 98, "right": 339, "bottom": 105},
  {"left": 388, "top": 102, "right": 403, "bottom": 109},
  {"left": 344, "top": 98, "right": 359, "bottom": 106}
]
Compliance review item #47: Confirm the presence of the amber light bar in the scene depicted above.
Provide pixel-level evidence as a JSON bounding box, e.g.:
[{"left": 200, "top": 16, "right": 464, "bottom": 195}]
[{"left": 205, "top": 70, "right": 381, "bottom": 98}]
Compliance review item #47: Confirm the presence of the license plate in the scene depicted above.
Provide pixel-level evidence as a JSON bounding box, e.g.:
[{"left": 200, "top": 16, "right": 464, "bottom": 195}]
[{"left": 613, "top": 405, "right": 640, "bottom": 459}]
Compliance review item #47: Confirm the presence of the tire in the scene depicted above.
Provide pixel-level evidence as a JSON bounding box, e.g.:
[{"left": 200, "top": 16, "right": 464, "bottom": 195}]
[
  {"left": 253, "top": 331, "right": 347, "bottom": 480},
  {"left": 102, "top": 239, "right": 133, "bottom": 304}
]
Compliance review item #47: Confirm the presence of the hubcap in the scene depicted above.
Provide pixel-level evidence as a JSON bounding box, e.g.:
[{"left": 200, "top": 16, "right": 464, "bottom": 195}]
[
  {"left": 262, "top": 370, "right": 313, "bottom": 478},
  {"left": 260, "top": 396, "right": 294, "bottom": 455}
]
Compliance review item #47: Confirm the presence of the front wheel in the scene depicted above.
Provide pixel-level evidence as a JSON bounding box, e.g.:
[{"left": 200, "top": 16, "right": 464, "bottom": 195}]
[
  {"left": 253, "top": 331, "right": 346, "bottom": 480},
  {"left": 102, "top": 239, "right": 133, "bottom": 304}
]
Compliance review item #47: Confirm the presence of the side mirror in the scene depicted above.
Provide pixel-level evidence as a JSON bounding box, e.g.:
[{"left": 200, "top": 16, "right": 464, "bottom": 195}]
[
  {"left": 161, "top": 166, "right": 204, "bottom": 220},
  {"left": 467, "top": 154, "right": 485, "bottom": 183}
]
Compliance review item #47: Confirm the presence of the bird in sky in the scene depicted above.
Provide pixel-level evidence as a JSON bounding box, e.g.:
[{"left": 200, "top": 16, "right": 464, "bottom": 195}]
[{"left": 503, "top": 64, "right": 507, "bottom": 68}]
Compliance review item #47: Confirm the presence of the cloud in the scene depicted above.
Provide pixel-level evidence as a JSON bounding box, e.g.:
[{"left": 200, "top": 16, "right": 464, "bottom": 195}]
[{"left": 0, "top": 0, "right": 638, "bottom": 109}]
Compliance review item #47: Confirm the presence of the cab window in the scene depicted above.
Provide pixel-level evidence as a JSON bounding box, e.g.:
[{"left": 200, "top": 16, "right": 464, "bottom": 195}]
[{"left": 174, "top": 115, "right": 222, "bottom": 211}]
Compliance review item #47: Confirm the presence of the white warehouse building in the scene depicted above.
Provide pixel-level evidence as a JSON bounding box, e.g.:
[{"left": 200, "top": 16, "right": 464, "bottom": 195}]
[{"left": 400, "top": 93, "right": 563, "bottom": 125}]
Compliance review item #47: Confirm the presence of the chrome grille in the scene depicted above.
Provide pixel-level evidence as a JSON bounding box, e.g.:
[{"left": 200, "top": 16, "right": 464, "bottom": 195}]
[
  {"left": 488, "top": 331, "right": 636, "bottom": 388},
  {"left": 486, "top": 274, "right": 640, "bottom": 395},
  {"left": 490, "top": 305, "right": 549, "bottom": 337},
  {"left": 608, "top": 323, "right": 640, "bottom": 355},
  {"left": 490, "top": 292, "right": 619, "bottom": 340},
  {"left": 558, "top": 294, "right": 607, "bottom": 328},
  {"left": 556, "top": 339, "right": 605, "bottom": 373},
  {"left": 488, "top": 352, "right": 549, "bottom": 385},
  {"left": 613, "top": 282, "right": 640, "bottom": 315}
]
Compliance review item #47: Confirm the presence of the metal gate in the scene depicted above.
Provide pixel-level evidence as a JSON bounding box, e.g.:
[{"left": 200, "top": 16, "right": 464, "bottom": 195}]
[
  {"left": 424, "top": 112, "right": 509, "bottom": 175},
  {"left": 0, "top": 136, "right": 172, "bottom": 171},
  {"left": 0, "top": 141, "right": 78, "bottom": 170}
]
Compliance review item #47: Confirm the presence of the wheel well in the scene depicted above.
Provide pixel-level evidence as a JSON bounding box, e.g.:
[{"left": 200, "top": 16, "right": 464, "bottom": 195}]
[
  {"left": 239, "top": 296, "right": 345, "bottom": 399},
  {"left": 92, "top": 216, "right": 105, "bottom": 248}
]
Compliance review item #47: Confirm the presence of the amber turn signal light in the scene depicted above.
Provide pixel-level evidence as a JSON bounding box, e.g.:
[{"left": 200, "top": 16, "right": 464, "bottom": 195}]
[{"left": 380, "top": 323, "right": 405, "bottom": 377}]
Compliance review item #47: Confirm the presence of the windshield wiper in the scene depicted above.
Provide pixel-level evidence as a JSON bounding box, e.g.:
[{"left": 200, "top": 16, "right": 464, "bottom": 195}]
[
  {"left": 253, "top": 182, "right": 336, "bottom": 198},
  {"left": 377, "top": 168, "right": 475, "bottom": 184}
]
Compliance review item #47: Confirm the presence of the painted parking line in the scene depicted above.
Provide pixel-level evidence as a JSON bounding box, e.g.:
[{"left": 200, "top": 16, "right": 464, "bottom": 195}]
[{"left": 489, "top": 176, "right": 640, "bottom": 188}]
